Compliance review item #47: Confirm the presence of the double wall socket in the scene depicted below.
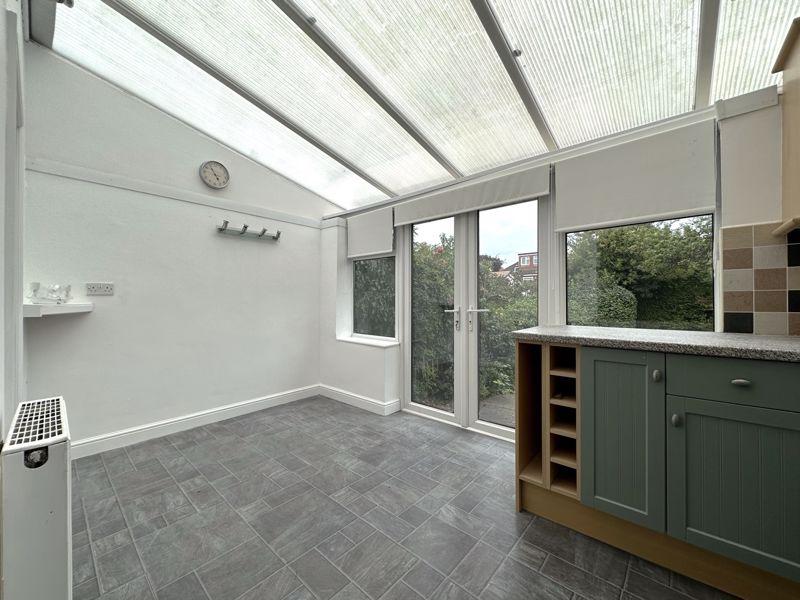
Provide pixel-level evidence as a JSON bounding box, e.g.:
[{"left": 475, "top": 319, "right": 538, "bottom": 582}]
[{"left": 86, "top": 282, "right": 114, "bottom": 296}]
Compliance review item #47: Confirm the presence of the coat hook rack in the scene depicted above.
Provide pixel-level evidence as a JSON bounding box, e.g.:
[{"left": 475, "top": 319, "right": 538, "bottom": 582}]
[{"left": 217, "top": 219, "right": 281, "bottom": 241}]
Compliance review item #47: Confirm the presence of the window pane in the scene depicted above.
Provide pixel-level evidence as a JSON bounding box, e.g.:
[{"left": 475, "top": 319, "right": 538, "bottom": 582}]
[
  {"left": 489, "top": 0, "right": 700, "bottom": 147},
  {"left": 292, "top": 0, "right": 548, "bottom": 173},
  {"left": 711, "top": 0, "right": 800, "bottom": 101},
  {"left": 478, "top": 201, "right": 538, "bottom": 429},
  {"left": 353, "top": 257, "right": 395, "bottom": 338},
  {"left": 53, "top": 0, "right": 385, "bottom": 208},
  {"left": 411, "top": 218, "right": 455, "bottom": 413},
  {"left": 567, "top": 216, "right": 714, "bottom": 330},
  {"left": 111, "top": 0, "right": 453, "bottom": 195}
]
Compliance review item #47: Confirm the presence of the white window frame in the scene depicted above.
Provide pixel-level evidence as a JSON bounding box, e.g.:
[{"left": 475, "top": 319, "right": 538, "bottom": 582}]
[{"left": 350, "top": 252, "right": 399, "bottom": 343}]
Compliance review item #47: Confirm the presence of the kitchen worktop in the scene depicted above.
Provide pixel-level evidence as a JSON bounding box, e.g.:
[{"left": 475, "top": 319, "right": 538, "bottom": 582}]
[{"left": 513, "top": 325, "right": 800, "bottom": 362}]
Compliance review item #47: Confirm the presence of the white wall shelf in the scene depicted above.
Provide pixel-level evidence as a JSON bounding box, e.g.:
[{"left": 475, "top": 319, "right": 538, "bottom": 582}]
[{"left": 23, "top": 303, "right": 94, "bottom": 318}]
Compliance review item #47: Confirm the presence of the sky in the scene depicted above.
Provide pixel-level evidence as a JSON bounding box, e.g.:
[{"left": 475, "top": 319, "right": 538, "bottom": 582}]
[{"left": 413, "top": 200, "right": 538, "bottom": 268}]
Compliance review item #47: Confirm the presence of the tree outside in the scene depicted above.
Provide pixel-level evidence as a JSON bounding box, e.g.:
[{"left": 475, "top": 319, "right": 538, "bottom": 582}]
[{"left": 567, "top": 215, "right": 714, "bottom": 330}]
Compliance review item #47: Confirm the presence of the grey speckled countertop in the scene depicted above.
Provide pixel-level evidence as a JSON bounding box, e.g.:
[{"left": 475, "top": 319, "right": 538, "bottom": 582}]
[{"left": 513, "top": 325, "right": 800, "bottom": 362}]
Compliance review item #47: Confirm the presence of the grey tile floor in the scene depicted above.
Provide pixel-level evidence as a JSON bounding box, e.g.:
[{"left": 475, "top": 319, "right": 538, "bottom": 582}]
[{"left": 71, "top": 396, "right": 737, "bottom": 600}]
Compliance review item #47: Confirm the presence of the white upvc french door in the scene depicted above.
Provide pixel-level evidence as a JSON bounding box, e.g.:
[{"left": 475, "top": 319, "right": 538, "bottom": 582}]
[{"left": 402, "top": 199, "right": 541, "bottom": 441}]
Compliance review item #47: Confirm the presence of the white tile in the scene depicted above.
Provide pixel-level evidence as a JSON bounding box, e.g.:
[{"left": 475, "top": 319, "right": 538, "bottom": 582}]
[
  {"left": 723, "top": 269, "right": 754, "bottom": 292},
  {"left": 753, "top": 312, "right": 788, "bottom": 335},
  {"left": 753, "top": 245, "right": 787, "bottom": 269}
]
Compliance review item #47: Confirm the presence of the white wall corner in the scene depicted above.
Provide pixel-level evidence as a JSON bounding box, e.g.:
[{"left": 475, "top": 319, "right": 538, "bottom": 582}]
[{"left": 318, "top": 384, "right": 400, "bottom": 416}]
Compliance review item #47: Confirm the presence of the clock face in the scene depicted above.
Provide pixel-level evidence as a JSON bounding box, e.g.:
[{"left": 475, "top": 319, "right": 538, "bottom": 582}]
[{"left": 199, "top": 161, "right": 230, "bottom": 189}]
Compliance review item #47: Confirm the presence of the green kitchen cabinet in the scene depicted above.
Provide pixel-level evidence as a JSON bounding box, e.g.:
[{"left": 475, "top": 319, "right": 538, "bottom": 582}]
[
  {"left": 581, "top": 347, "right": 666, "bottom": 532},
  {"left": 666, "top": 395, "right": 800, "bottom": 582}
]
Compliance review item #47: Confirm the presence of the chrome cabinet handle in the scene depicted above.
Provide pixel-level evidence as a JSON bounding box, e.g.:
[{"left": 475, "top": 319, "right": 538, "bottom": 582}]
[
  {"left": 652, "top": 369, "right": 663, "bottom": 383},
  {"left": 731, "top": 378, "right": 751, "bottom": 387},
  {"left": 671, "top": 414, "right": 682, "bottom": 427}
]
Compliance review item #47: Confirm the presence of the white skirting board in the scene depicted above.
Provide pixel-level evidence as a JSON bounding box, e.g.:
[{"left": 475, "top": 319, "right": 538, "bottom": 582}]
[{"left": 69, "top": 384, "right": 400, "bottom": 458}]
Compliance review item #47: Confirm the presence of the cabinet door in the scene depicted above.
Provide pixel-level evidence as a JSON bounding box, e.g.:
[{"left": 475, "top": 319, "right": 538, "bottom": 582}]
[
  {"left": 667, "top": 396, "right": 800, "bottom": 582},
  {"left": 581, "top": 347, "right": 665, "bottom": 531}
]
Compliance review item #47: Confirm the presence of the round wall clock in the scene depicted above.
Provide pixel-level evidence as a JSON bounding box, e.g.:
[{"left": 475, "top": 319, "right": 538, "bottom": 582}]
[{"left": 199, "top": 160, "right": 230, "bottom": 189}]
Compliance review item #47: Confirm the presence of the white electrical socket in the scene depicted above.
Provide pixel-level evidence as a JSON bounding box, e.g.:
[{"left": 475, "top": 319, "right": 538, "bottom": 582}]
[{"left": 86, "top": 282, "right": 114, "bottom": 296}]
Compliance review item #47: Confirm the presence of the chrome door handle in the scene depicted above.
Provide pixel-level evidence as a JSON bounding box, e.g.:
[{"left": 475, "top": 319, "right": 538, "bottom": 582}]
[
  {"left": 671, "top": 413, "right": 682, "bottom": 427},
  {"left": 651, "top": 369, "right": 663, "bottom": 383},
  {"left": 443, "top": 306, "right": 461, "bottom": 331},
  {"left": 731, "top": 378, "right": 751, "bottom": 387},
  {"left": 466, "top": 307, "right": 489, "bottom": 332}
]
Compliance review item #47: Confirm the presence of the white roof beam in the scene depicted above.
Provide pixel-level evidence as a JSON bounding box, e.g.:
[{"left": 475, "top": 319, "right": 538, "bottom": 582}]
[{"left": 694, "top": 0, "right": 721, "bottom": 109}]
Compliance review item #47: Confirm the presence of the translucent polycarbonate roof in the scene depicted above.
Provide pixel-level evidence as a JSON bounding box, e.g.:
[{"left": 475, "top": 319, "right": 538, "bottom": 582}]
[
  {"left": 107, "top": 0, "right": 453, "bottom": 197},
  {"left": 711, "top": 0, "right": 800, "bottom": 102},
  {"left": 489, "top": 0, "right": 701, "bottom": 148},
  {"left": 51, "top": 0, "right": 799, "bottom": 211},
  {"left": 291, "top": 0, "right": 548, "bottom": 174},
  {"left": 52, "top": 0, "right": 386, "bottom": 208}
]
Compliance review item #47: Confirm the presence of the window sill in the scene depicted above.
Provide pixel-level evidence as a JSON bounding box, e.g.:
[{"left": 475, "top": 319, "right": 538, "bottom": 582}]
[{"left": 337, "top": 335, "right": 400, "bottom": 349}]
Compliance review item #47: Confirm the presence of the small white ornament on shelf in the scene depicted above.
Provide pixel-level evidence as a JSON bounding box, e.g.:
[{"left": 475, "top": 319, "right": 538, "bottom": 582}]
[{"left": 27, "top": 282, "right": 72, "bottom": 305}]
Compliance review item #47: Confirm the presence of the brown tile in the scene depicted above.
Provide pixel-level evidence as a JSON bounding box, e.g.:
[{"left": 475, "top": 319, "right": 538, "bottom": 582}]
[
  {"left": 789, "top": 267, "right": 800, "bottom": 290},
  {"left": 723, "top": 248, "right": 753, "bottom": 270},
  {"left": 754, "top": 291, "right": 786, "bottom": 312},
  {"left": 754, "top": 268, "right": 787, "bottom": 290},
  {"left": 723, "top": 291, "right": 753, "bottom": 312},
  {"left": 754, "top": 312, "right": 788, "bottom": 335},
  {"left": 721, "top": 226, "right": 753, "bottom": 250},
  {"left": 754, "top": 222, "right": 785, "bottom": 246},
  {"left": 790, "top": 314, "right": 800, "bottom": 336}
]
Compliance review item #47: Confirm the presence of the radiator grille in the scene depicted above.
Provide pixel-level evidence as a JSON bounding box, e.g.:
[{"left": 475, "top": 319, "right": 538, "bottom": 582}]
[{"left": 7, "top": 397, "right": 66, "bottom": 449}]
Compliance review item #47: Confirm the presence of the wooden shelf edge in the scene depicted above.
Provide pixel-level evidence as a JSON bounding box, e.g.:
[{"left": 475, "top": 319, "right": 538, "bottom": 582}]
[
  {"left": 519, "top": 455, "right": 544, "bottom": 486},
  {"left": 550, "top": 449, "right": 577, "bottom": 469},
  {"left": 23, "top": 302, "right": 95, "bottom": 318},
  {"left": 550, "top": 478, "right": 578, "bottom": 499},
  {"left": 550, "top": 397, "right": 577, "bottom": 408},
  {"left": 549, "top": 368, "right": 577, "bottom": 379},
  {"left": 550, "top": 423, "right": 577, "bottom": 439}
]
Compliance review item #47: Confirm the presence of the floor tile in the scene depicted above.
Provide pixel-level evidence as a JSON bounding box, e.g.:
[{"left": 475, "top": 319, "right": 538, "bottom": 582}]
[
  {"left": 450, "top": 542, "right": 503, "bottom": 596},
  {"left": 136, "top": 502, "right": 253, "bottom": 589},
  {"left": 291, "top": 549, "right": 349, "bottom": 600},
  {"left": 156, "top": 573, "right": 210, "bottom": 600},
  {"left": 248, "top": 489, "right": 355, "bottom": 561},
  {"left": 401, "top": 517, "right": 477, "bottom": 575},
  {"left": 197, "top": 537, "right": 283, "bottom": 600},
  {"left": 237, "top": 567, "right": 303, "bottom": 600},
  {"left": 71, "top": 397, "right": 732, "bottom": 600},
  {"left": 99, "top": 576, "right": 155, "bottom": 600},
  {"left": 96, "top": 543, "right": 144, "bottom": 593},
  {"left": 480, "top": 557, "right": 571, "bottom": 600},
  {"left": 363, "top": 506, "right": 416, "bottom": 542},
  {"left": 365, "top": 479, "right": 426, "bottom": 516},
  {"left": 402, "top": 561, "right": 445, "bottom": 597},
  {"left": 540, "top": 555, "right": 621, "bottom": 600}
]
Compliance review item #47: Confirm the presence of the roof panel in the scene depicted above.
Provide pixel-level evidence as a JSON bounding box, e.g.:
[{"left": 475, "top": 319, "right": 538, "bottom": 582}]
[
  {"left": 488, "top": 0, "right": 701, "bottom": 147},
  {"left": 52, "top": 0, "right": 387, "bottom": 208},
  {"left": 291, "top": 0, "right": 548, "bottom": 174},
  {"left": 711, "top": 0, "right": 800, "bottom": 101},
  {"left": 110, "top": 0, "right": 453, "bottom": 196}
]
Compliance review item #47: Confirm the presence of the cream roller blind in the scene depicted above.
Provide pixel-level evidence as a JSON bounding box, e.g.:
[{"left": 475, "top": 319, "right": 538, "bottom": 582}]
[
  {"left": 394, "top": 164, "right": 550, "bottom": 226},
  {"left": 554, "top": 119, "right": 716, "bottom": 232},
  {"left": 347, "top": 207, "right": 394, "bottom": 258}
]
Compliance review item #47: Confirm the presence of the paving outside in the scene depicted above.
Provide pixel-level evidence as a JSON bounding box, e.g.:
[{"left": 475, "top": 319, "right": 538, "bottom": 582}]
[{"left": 71, "top": 396, "right": 736, "bottom": 600}]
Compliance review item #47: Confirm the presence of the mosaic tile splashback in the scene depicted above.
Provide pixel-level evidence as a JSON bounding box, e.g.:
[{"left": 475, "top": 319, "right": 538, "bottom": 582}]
[{"left": 721, "top": 222, "right": 800, "bottom": 335}]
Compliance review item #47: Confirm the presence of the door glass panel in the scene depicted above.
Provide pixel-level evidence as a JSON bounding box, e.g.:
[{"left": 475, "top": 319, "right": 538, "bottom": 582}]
[
  {"left": 477, "top": 201, "right": 538, "bottom": 428},
  {"left": 411, "top": 218, "right": 455, "bottom": 412}
]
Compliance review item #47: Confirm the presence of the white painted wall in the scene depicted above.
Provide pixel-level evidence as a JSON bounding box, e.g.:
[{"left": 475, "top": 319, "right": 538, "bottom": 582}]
[
  {"left": 25, "top": 44, "right": 340, "bottom": 220},
  {"left": 318, "top": 222, "right": 400, "bottom": 413},
  {"left": 24, "top": 42, "right": 326, "bottom": 445},
  {"left": 719, "top": 103, "right": 783, "bottom": 227},
  {"left": 2, "top": 0, "right": 25, "bottom": 434}
]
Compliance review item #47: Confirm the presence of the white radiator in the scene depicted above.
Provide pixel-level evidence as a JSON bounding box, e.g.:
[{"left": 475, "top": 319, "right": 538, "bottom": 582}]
[{"left": 2, "top": 396, "right": 72, "bottom": 600}]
